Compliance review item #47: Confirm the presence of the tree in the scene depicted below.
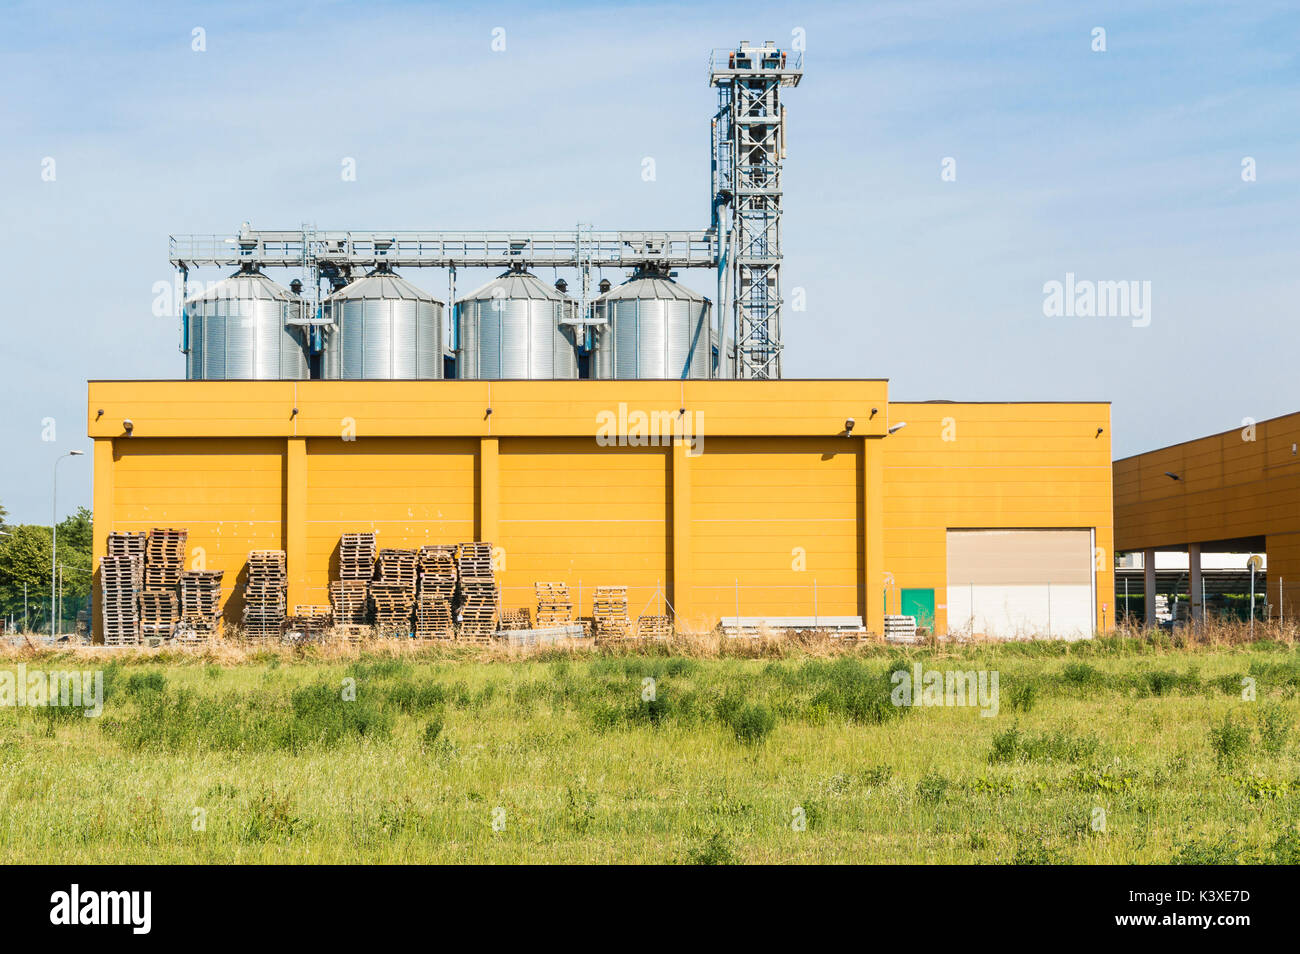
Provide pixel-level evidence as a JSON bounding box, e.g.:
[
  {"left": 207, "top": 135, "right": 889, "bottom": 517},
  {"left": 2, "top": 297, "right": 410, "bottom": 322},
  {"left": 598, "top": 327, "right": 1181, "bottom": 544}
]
[
  {"left": 0, "top": 503, "right": 95, "bottom": 633},
  {"left": 0, "top": 524, "right": 53, "bottom": 630}
]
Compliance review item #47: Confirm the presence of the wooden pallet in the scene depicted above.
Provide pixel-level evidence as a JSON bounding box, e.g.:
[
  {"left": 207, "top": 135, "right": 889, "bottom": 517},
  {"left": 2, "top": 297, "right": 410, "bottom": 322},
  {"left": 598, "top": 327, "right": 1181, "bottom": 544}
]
[
  {"left": 376, "top": 548, "right": 418, "bottom": 585},
  {"left": 418, "top": 545, "right": 457, "bottom": 600},
  {"left": 139, "top": 591, "right": 179, "bottom": 639},
  {"left": 329, "top": 580, "right": 370, "bottom": 625},
  {"left": 370, "top": 580, "right": 415, "bottom": 635},
  {"left": 242, "top": 549, "right": 286, "bottom": 639},
  {"left": 281, "top": 612, "right": 333, "bottom": 642},
  {"left": 145, "top": 528, "right": 188, "bottom": 565},
  {"left": 339, "top": 532, "right": 377, "bottom": 581},
  {"left": 637, "top": 615, "right": 673, "bottom": 639},
  {"left": 534, "top": 581, "right": 573, "bottom": 626},
  {"left": 455, "top": 542, "right": 498, "bottom": 640},
  {"left": 593, "top": 586, "right": 630, "bottom": 638},
  {"left": 334, "top": 623, "right": 373, "bottom": 643},
  {"left": 178, "top": 569, "right": 223, "bottom": 635},
  {"left": 99, "top": 553, "right": 140, "bottom": 645},
  {"left": 499, "top": 607, "right": 532, "bottom": 631},
  {"left": 456, "top": 542, "right": 495, "bottom": 582},
  {"left": 457, "top": 598, "right": 498, "bottom": 640},
  {"left": 414, "top": 597, "right": 454, "bottom": 639}
]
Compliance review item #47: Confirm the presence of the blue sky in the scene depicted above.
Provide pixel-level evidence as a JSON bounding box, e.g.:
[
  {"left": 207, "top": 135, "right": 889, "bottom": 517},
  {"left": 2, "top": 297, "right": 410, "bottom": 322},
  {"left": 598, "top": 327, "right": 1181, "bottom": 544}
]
[{"left": 1, "top": 0, "right": 1297, "bottom": 522}]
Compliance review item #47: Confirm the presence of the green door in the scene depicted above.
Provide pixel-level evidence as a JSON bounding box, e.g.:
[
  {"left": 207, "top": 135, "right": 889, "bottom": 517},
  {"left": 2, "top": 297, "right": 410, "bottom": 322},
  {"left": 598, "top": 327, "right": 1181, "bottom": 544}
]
[{"left": 901, "top": 588, "right": 935, "bottom": 630}]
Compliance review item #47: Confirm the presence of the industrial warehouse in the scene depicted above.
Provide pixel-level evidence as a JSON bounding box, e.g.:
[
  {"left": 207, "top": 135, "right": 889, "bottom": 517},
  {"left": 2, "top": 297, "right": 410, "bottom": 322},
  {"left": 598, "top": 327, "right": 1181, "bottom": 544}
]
[{"left": 86, "top": 42, "right": 1115, "bottom": 645}]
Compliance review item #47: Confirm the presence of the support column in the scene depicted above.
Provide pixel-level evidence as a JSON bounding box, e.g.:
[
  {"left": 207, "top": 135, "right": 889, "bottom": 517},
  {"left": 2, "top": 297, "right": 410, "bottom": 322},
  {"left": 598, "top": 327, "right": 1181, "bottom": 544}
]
[
  {"left": 671, "top": 437, "right": 693, "bottom": 628},
  {"left": 285, "top": 438, "right": 307, "bottom": 613},
  {"left": 1143, "top": 548, "right": 1157, "bottom": 629},
  {"left": 863, "top": 436, "right": 885, "bottom": 636},
  {"left": 1188, "top": 543, "right": 1203, "bottom": 622},
  {"left": 91, "top": 439, "right": 115, "bottom": 644},
  {"left": 479, "top": 438, "right": 499, "bottom": 545}
]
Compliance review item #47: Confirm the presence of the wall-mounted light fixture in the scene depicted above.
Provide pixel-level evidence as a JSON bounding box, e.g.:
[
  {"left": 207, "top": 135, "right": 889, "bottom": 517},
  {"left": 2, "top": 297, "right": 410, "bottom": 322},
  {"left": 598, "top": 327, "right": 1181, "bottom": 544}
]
[{"left": 887, "top": 422, "right": 908, "bottom": 435}]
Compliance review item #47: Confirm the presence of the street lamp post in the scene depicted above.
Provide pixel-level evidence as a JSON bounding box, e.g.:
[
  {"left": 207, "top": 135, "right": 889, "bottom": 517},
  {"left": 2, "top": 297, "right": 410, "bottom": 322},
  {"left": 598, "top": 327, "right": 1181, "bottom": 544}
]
[{"left": 52, "top": 450, "right": 85, "bottom": 637}]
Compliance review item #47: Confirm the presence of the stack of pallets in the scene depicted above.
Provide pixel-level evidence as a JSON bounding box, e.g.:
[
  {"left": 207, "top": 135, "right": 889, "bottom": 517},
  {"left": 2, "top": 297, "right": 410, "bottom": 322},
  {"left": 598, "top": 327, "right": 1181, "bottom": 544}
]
[
  {"left": 106, "top": 532, "right": 146, "bottom": 589},
  {"left": 329, "top": 581, "right": 370, "bottom": 640},
  {"left": 139, "top": 591, "right": 180, "bottom": 640},
  {"left": 242, "top": 550, "right": 287, "bottom": 641},
  {"left": 99, "top": 553, "right": 140, "bottom": 646},
  {"left": 282, "top": 606, "right": 333, "bottom": 643},
  {"left": 135, "top": 528, "right": 187, "bottom": 639},
  {"left": 369, "top": 582, "right": 414, "bottom": 635},
  {"left": 534, "top": 582, "right": 573, "bottom": 626},
  {"left": 499, "top": 608, "right": 532, "bottom": 631},
  {"left": 332, "top": 532, "right": 375, "bottom": 638},
  {"left": 339, "top": 532, "right": 376, "bottom": 580},
  {"left": 593, "top": 586, "right": 630, "bottom": 639},
  {"left": 177, "top": 569, "right": 223, "bottom": 640},
  {"left": 456, "top": 542, "right": 498, "bottom": 642},
  {"left": 370, "top": 548, "right": 418, "bottom": 634},
  {"left": 143, "top": 528, "right": 187, "bottom": 590},
  {"left": 415, "top": 545, "right": 457, "bottom": 639},
  {"left": 637, "top": 615, "right": 673, "bottom": 639}
]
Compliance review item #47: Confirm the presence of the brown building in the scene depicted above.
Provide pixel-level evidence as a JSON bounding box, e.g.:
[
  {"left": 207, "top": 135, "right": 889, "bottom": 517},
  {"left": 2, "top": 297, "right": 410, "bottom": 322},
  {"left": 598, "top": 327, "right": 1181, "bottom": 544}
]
[{"left": 1114, "top": 411, "right": 1300, "bottom": 623}]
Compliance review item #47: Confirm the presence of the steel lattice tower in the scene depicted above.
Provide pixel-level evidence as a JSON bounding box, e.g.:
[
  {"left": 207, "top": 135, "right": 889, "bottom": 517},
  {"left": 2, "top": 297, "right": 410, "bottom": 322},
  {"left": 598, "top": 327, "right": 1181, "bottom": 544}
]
[{"left": 710, "top": 41, "right": 802, "bottom": 379}]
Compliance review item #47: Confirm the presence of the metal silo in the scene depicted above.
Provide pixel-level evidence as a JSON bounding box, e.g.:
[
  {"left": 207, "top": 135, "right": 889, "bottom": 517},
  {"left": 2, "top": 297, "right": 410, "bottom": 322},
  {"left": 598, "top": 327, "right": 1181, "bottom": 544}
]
[
  {"left": 321, "top": 268, "right": 444, "bottom": 379},
  {"left": 455, "top": 268, "right": 579, "bottom": 379},
  {"left": 591, "top": 269, "right": 711, "bottom": 379},
  {"left": 184, "top": 269, "right": 309, "bottom": 379}
]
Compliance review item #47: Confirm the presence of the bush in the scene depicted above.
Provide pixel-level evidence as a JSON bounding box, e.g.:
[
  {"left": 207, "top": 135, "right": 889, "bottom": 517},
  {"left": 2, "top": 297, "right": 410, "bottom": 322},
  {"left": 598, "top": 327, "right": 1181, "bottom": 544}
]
[
  {"left": 989, "top": 725, "right": 1098, "bottom": 764},
  {"left": 729, "top": 703, "right": 777, "bottom": 745},
  {"left": 1208, "top": 712, "right": 1251, "bottom": 768},
  {"left": 241, "top": 789, "right": 299, "bottom": 843},
  {"left": 1007, "top": 679, "right": 1039, "bottom": 713},
  {"left": 125, "top": 671, "right": 167, "bottom": 696},
  {"left": 1061, "top": 662, "right": 1105, "bottom": 690},
  {"left": 1256, "top": 703, "right": 1290, "bottom": 756},
  {"left": 916, "top": 771, "right": 949, "bottom": 803},
  {"left": 685, "top": 829, "right": 738, "bottom": 865}
]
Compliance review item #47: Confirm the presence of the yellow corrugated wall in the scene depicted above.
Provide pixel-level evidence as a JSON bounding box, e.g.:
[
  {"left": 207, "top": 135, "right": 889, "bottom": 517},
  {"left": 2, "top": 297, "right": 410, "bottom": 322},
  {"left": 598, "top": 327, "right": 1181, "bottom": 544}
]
[
  {"left": 498, "top": 437, "right": 670, "bottom": 621},
  {"left": 883, "top": 403, "right": 1115, "bottom": 633},
  {"left": 686, "top": 437, "right": 862, "bottom": 626},
  {"left": 108, "top": 437, "right": 284, "bottom": 627},
  {"left": 88, "top": 382, "right": 1114, "bottom": 638},
  {"left": 303, "top": 437, "right": 478, "bottom": 610}
]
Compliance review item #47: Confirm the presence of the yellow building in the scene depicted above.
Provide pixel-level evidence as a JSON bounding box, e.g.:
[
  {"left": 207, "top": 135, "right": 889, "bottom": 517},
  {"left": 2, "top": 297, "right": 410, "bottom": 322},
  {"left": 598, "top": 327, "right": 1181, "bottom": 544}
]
[
  {"left": 87, "top": 380, "right": 1113, "bottom": 639},
  {"left": 1114, "top": 411, "right": 1300, "bottom": 622}
]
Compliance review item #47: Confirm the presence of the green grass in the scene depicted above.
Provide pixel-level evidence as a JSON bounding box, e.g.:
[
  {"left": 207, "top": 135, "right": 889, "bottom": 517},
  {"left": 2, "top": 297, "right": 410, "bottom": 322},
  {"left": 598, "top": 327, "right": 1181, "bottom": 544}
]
[{"left": 1, "top": 639, "right": 1298, "bottom": 863}]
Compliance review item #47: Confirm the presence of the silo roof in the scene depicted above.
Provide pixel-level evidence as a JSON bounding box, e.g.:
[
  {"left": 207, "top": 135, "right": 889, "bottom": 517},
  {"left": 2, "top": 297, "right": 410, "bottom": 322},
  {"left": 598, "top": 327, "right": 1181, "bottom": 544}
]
[
  {"left": 597, "top": 275, "right": 708, "bottom": 302},
  {"left": 186, "top": 271, "right": 296, "bottom": 304},
  {"left": 458, "top": 270, "right": 572, "bottom": 303},
  {"left": 326, "top": 271, "right": 443, "bottom": 304}
]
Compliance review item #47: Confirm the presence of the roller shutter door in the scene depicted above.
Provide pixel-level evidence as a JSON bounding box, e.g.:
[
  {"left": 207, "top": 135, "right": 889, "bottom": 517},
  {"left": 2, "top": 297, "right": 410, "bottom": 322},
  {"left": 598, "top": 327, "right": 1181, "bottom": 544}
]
[{"left": 946, "top": 529, "right": 1094, "bottom": 639}]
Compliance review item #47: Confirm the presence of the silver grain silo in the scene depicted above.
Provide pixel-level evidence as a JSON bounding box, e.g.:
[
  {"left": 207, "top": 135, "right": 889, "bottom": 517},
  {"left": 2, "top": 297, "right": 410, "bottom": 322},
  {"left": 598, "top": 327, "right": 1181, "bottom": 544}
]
[
  {"left": 455, "top": 268, "right": 579, "bottom": 379},
  {"left": 591, "top": 269, "right": 711, "bottom": 379},
  {"left": 184, "top": 269, "right": 309, "bottom": 379},
  {"left": 321, "top": 268, "right": 444, "bottom": 379}
]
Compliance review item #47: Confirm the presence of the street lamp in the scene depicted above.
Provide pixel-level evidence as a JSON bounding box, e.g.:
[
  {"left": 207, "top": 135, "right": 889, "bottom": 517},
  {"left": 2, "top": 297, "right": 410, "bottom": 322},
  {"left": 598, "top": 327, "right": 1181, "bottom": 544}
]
[{"left": 52, "top": 450, "right": 85, "bottom": 637}]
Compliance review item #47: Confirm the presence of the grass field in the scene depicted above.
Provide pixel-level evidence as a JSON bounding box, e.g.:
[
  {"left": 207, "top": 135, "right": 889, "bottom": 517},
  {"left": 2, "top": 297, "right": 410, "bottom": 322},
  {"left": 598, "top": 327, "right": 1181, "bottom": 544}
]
[{"left": 1, "top": 631, "right": 1298, "bottom": 864}]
